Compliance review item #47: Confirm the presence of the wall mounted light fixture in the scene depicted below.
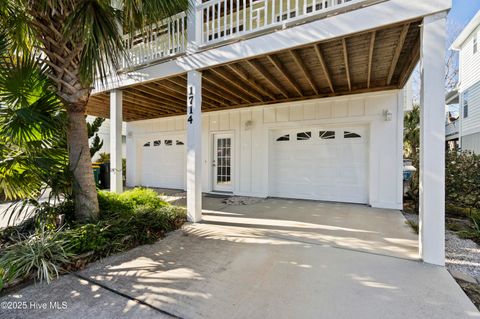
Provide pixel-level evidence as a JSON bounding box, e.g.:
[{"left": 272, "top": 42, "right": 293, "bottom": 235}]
[{"left": 383, "top": 109, "right": 393, "bottom": 121}]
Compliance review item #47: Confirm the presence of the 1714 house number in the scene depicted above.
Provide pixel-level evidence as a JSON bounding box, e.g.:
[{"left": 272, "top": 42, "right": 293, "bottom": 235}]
[{"left": 187, "top": 86, "right": 194, "bottom": 124}]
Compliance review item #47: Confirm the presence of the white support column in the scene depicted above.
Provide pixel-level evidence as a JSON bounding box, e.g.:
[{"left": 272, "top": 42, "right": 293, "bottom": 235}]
[
  {"left": 186, "top": 70, "right": 202, "bottom": 222},
  {"left": 187, "top": 0, "right": 203, "bottom": 53},
  {"left": 110, "top": 89, "right": 123, "bottom": 193},
  {"left": 419, "top": 12, "right": 447, "bottom": 266}
]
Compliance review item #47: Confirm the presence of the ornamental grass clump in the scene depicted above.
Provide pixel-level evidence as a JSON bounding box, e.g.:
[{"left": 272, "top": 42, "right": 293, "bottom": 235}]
[{"left": 0, "top": 227, "right": 74, "bottom": 287}]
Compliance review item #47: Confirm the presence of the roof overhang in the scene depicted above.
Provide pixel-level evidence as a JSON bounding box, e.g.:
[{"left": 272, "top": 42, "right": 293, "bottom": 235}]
[
  {"left": 445, "top": 89, "right": 459, "bottom": 104},
  {"left": 87, "top": 20, "right": 422, "bottom": 121}
]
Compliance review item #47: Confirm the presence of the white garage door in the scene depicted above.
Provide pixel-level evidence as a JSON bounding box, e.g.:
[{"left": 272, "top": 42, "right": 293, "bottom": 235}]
[
  {"left": 141, "top": 135, "right": 185, "bottom": 189},
  {"left": 270, "top": 126, "right": 369, "bottom": 204}
]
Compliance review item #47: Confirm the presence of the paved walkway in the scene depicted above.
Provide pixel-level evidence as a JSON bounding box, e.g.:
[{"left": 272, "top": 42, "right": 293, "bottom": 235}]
[{"left": 1, "top": 198, "right": 479, "bottom": 318}]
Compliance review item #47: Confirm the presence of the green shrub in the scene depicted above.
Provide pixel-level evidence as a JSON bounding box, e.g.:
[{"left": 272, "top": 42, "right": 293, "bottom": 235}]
[
  {"left": 98, "top": 188, "right": 167, "bottom": 216},
  {"left": 62, "top": 192, "right": 186, "bottom": 256},
  {"left": 0, "top": 227, "right": 74, "bottom": 287},
  {"left": 446, "top": 150, "right": 480, "bottom": 210},
  {"left": 0, "top": 188, "right": 186, "bottom": 289},
  {"left": 61, "top": 223, "right": 109, "bottom": 255}
]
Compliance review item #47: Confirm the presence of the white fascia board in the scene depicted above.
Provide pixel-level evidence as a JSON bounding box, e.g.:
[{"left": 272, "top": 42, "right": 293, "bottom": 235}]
[
  {"left": 95, "top": 0, "right": 451, "bottom": 93},
  {"left": 451, "top": 10, "right": 480, "bottom": 51}
]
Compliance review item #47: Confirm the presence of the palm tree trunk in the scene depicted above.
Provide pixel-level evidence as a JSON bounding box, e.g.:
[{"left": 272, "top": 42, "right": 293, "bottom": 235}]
[{"left": 67, "top": 109, "right": 99, "bottom": 222}]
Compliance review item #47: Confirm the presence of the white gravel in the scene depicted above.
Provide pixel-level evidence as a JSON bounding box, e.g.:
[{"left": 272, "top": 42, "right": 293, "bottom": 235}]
[{"left": 403, "top": 212, "right": 480, "bottom": 282}]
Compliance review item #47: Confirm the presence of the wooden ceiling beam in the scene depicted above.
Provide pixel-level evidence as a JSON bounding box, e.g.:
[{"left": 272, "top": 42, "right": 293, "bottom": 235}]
[
  {"left": 246, "top": 60, "right": 290, "bottom": 99},
  {"left": 142, "top": 83, "right": 186, "bottom": 103},
  {"left": 267, "top": 55, "right": 304, "bottom": 97},
  {"left": 314, "top": 44, "right": 334, "bottom": 93},
  {"left": 387, "top": 23, "right": 410, "bottom": 85},
  {"left": 342, "top": 38, "right": 352, "bottom": 91},
  {"left": 175, "top": 75, "right": 239, "bottom": 105},
  {"left": 133, "top": 85, "right": 186, "bottom": 108},
  {"left": 122, "top": 94, "right": 178, "bottom": 114},
  {"left": 290, "top": 50, "right": 319, "bottom": 95},
  {"left": 209, "top": 68, "right": 264, "bottom": 102},
  {"left": 89, "top": 100, "right": 161, "bottom": 119},
  {"left": 226, "top": 63, "right": 277, "bottom": 100},
  {"left": 226, "top": 85, "right": 399, "bottom": 109},
  {"left": 399, "top": 34, "right": 420, "bottom": 87},
  {"left": 203, "top": 73, "right": 252, "bottom": 103},
  {"left": 130, "top": 89, "right": 185, "bottom": 110},
  {"left": 159, "top": 82, "right": 223, "bottom": 109},
  {"left": 367, "top": 31, "right": 376, "bottom": 88},
  {"left": 144, "top": 81, "right": 220, "bottom": 109}
]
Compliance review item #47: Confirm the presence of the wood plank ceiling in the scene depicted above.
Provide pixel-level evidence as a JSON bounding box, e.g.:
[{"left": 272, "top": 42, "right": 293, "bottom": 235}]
[{"left": 87, "top": 19, "right": 421, "bottom": 121}]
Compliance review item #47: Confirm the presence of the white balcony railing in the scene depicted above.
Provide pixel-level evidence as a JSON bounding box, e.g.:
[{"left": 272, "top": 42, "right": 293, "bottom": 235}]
[
  {"left": 121, "top": 0, "right": 366, "bottom": 69},
  {"left": 446, "top": 121, "right": 459, "bottom": 138},
  {"left": 199, "top": 0, "right": 359, "bottom": 46},
  {"left": 122, "top": 11, "right": 187, "bottom": 69}
]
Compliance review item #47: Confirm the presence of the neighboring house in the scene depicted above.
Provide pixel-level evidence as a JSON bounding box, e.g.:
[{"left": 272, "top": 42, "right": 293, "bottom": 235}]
[
  {"left": 87, "top": 116, "right": 127, "bottom": 161},
  {"left": 452, "top": 10, "right": 480, "bottom": 153},
  {"left": 445, "top": 89, "right": 460, "bottom": 150},
  {"left": 87, "top": 0, "right": 451, "bottom": 265}
]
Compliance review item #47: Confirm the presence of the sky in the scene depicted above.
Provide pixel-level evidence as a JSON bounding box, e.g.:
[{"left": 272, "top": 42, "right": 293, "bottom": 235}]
[
  {"left": 412, "top": 0, "right": 480, "bottom": 110},
  {"left": 448, "top": 0, "right": 480, "bottom": 28}
]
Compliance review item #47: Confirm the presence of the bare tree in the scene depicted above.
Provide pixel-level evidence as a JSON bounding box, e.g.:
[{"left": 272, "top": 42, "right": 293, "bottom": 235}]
[{"left": 411, "top": 20, "right": 463, "bottom": 104}]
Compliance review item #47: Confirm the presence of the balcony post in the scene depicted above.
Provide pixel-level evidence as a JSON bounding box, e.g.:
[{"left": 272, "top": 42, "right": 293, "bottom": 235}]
[
  {"left": 419, "top": 12, "right": 447, "bottom": 266},
  {"left": 187, "top": 0, "right": 203, "bottom": 53},
  {"left": 186, "top": 70, "right": 203, "bottom": 222},
  {"left": 110, "top": 89, "right": 123, "bottom": 194}
]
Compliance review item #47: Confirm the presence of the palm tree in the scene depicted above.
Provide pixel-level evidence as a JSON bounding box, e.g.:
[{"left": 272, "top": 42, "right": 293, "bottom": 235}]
[
  {"left": 0, "top": 47, "right": 71, "bottom": 221},
  {"left": 0, "top": 1, "right": 189, "bottom": 222}
]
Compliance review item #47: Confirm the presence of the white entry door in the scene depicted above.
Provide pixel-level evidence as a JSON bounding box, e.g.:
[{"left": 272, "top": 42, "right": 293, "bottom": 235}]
[
  {"left": 213, "top": 134, "right": 233, "bottom": 192},
  {"left": 270, "top": 126, "right": 369, "bottom": 204}
]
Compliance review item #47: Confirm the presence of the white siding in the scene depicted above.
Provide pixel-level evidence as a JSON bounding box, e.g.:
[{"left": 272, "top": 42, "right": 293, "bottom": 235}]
[
  {"left": 462, "top": 132, "right": 480, "bottom": 154},
  {"left": 459, "top": 25, "right": 480, "bottom": 93},
  {"left": 461, "top": 81, "right": 480, "bottom": 137},
  {"left": 126, "top": 90, "right": 404, "bottom": 210}
]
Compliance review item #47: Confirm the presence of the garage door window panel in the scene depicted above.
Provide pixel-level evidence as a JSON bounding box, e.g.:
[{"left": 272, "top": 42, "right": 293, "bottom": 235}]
[
  {"left": 276, "top": 134, "right": 290, "bottom": 141},
  {"left": 297, "top": 132, "right": 312, "bottom": 140},
  {"left": 320, "top": 131, "right": 335, "bottom": 140},
  {"left": 344, "top": 131, "right": 362, "bottom": 139}
]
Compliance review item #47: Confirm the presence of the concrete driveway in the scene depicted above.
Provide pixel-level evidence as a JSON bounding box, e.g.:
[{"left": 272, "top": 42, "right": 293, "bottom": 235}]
[{"left": 1, "top": 197, "right": 479, "bottom": 319}]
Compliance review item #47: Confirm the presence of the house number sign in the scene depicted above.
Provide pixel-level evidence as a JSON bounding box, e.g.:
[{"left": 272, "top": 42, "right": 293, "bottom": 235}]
[{"left": 187, "top": 86, "right": 194, "bottom": 124}]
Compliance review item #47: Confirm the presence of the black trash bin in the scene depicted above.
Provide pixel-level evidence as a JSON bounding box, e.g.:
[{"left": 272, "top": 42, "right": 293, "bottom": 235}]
[{"left": 99, "top": 163, "right": 110, "bottom": 189}]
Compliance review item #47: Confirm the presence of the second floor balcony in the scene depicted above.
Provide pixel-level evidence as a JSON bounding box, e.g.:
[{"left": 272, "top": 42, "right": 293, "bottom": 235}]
[
  {"left": 446, "top": 120, "right": 460, "bottom": 139},
  {"left": 122, "top": 0, "right": 373, "bottom": 69}
]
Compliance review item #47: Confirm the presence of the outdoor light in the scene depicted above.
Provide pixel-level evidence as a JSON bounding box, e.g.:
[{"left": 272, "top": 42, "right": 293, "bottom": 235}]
[
  {"left": 383, "top": 109, "right": 393, "bottom": 121},
  {"left": 244, "top": 120, "right": 253, "bottom": 130}
]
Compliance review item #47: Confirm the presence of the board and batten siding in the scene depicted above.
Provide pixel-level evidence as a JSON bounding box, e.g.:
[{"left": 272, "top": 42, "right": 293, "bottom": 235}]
[{"left": 126, "top": 90, "right": 404, "bottom": 209}]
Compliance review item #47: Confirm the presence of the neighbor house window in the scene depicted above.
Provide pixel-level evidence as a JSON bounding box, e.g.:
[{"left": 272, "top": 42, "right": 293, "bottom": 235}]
[
  {"left": 344, "top": 131, "right": 361, "bottom": 139},
  {"left": 463, "top": 91, "right": 469, "bottom": 118},
  {"left": 320, "top": 131, "right": 335, "bottom": 139},
  {"left": 276, "top": 134, "right": 290, "bottom": 141}
]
